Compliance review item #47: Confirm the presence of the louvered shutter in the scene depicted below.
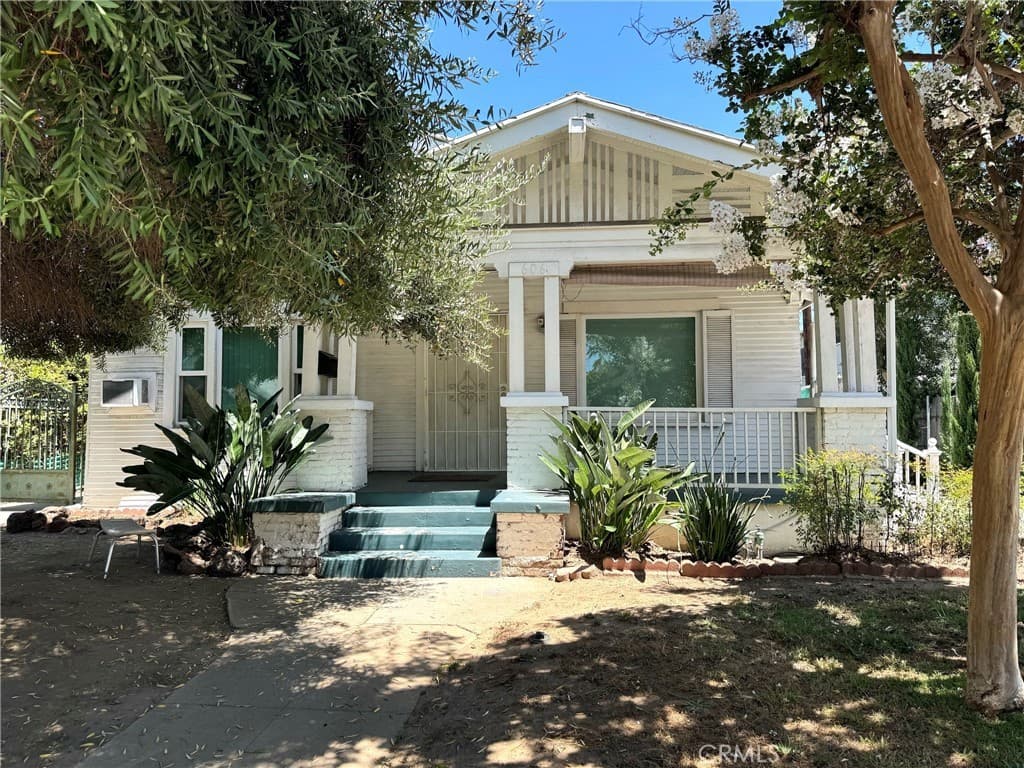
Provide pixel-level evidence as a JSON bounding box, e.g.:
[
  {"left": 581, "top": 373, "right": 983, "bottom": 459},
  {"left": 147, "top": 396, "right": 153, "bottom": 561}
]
[
  {"left": 560, "top": 318, "right": 578, "bottom": 406},
  {"left": 704, "top": 312, "right": 734, "bottom": 407}
]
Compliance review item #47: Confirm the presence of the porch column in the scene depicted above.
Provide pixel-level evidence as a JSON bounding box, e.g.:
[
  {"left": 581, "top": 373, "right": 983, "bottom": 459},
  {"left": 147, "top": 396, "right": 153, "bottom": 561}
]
[
  {"left": 814, "top": 293, "right": 839, "bottom": 395},
  {"left": 543, "top": 275, "right": 560, "bottom": 393},
  {"left": 336, "top": 336, "right": 357, "bottom": 397},
  {"left": 853, "top": 299, "right": 878, "bottom": 393},
  {"left": 885, "top": 298, "right": 898, "bottom": 454},
  {"left": 508, "top": 276, "right": 525, "bottom": 393},
  {"left": 300, "top": 324, "right": 323, "bottom": 397}
]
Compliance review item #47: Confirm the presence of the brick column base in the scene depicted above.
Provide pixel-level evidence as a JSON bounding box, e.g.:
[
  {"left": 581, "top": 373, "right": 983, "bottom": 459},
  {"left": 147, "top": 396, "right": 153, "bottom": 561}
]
[
  {"left": 288, "top": 397, "right": 372, "bottom": 492},
  {"left": 501, "top": 394, "right": 568, "bottom": 490}
]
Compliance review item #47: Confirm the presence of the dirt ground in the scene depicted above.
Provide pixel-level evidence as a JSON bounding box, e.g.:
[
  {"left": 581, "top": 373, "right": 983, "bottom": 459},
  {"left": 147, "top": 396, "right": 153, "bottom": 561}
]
[
  {"left": 1, "top": 530, "right": 230, "bottom": 768},
  {"left": 391, "top": 574, "right": 1024, "bottom": 768}
]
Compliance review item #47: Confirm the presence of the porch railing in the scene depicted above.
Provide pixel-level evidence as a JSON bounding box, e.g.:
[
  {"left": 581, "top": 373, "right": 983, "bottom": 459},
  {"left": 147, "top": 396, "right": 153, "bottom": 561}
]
[
  {"left": 892, "top": 438, "right": 941, "bottom": 499},
  {"left": 564, "top": 406, "right": 816, "bottom": 487}
]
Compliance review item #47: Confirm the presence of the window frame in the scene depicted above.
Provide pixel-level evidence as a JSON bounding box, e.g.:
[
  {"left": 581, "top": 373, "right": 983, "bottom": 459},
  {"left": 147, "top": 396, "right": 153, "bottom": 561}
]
[
  {"left": 171, "top": 319, "right": 293, "bottom": 425},
  {"left": 578, "top": 312, "right": 704, "bottom": 409}
]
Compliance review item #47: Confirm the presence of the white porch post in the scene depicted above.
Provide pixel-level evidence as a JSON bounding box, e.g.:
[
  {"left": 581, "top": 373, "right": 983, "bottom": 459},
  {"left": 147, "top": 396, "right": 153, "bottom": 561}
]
[
  {"left": 336, "top": 336, "right": 357, "bottom": 397},
  {"left": 853, "top": 299, "right": 878, "bottom": 393},
  {"left": 301, "top": 324, "right": 323, "bottom": 397},
  {"left": 885, "top": 298, "right": 898, "bottom": 454},
  {"left": 814, "top": 293, "right": 839, "bottom": 395},
  {"left": 508, "top": 276, "right": 526, "bottom": 393},
  {"left": 543, "top": 275, "right": 560, "bottom": 393},
  {"left": 840, "top": 301, "right": 857, "bottom": 392}
]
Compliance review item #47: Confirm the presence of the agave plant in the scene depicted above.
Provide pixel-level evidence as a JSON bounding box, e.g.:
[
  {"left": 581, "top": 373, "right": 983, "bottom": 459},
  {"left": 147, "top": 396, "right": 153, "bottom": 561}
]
[
  {"left": 541, "top": 400, "right": 698, "bottom": 556},
  {"left": 670, "top": 479, "right": 760, "bottom": 563},
  {"left": 120, "top": 385, "right": 328, "bottom": 547}
]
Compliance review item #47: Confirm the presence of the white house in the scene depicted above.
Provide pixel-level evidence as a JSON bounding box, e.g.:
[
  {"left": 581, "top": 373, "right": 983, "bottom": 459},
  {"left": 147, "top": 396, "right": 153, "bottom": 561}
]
[{"left": 82, "top": 94, "right": 896, "bottom": 567}]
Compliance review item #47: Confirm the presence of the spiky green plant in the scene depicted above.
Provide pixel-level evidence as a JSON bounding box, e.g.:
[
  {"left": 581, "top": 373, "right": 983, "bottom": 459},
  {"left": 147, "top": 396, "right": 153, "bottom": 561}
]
[
  {"left": 541, "top": 400, "right": 698, "bottom": 556},
  {"left": 669, "top": 479, "right": 759, "bottom": 563},
  {"left": 120, "top": 385, "right": 328, "bottom": 547}
]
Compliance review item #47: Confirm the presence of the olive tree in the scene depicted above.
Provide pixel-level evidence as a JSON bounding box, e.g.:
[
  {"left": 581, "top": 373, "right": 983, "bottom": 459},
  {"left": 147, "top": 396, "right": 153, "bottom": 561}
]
[
  {"left": 644, "top": 0, "right": 1023, "bottom": 712},
  {"left": 1, "top": 0, "right": 556, "bottom": 361}
]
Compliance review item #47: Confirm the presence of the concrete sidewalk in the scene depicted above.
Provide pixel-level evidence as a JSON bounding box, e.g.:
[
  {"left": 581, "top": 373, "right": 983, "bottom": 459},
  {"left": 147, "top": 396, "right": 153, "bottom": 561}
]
[{"left": 77, "top": 577, "right": 555, "bottom": 768}]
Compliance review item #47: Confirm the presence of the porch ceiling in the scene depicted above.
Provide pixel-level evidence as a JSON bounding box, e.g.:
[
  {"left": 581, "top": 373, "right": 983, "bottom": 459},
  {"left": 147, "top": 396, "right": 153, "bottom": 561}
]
[{"left": 565, "top": 262, "right": 772, "bottom": 288}]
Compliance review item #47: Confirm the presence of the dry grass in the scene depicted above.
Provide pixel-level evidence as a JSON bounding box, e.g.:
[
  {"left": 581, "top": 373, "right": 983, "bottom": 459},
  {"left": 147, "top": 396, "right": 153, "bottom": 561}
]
[{"left": 392, "top": 576, "right": 1024, "bottom": 768}]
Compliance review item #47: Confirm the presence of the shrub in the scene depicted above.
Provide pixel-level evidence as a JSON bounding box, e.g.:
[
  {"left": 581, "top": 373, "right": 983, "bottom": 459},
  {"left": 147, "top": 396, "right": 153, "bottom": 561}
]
[
  {"left": 120, "top": 385, "right": 328, "bottom": 548},
  {"left": 541, "top": 400, "right": 698, "bottom": 556},
  {"left": 668, "top": 478, "right": 759, "bottom": 562},
  {"left": 782, "top": 449, "right": 883, "bottom": 553}
]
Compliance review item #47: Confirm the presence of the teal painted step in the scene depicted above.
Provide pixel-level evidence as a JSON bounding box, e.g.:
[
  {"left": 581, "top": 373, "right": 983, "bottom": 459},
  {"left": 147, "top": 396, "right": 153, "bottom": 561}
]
[
  {"left": 354, "top": 489, "right": 498, "bottom": 508},
  {"left": 343, "top": 505, "right": 495, "bottom": 528},
  {"left": 318, "top": 550, "right": 501, "bottom": 578},
  {"left": 329, "top": 525, "right": 495, "bottom": 553}
]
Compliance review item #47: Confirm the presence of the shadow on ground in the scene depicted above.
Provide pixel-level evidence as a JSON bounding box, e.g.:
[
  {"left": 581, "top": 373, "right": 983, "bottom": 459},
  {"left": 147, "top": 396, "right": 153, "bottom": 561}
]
[{"left": 389, "top": 578, "right": 1024, "bottom": 768}]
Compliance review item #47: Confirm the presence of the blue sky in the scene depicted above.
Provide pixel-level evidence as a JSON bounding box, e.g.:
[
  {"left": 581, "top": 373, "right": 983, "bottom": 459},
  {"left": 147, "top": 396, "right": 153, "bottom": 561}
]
[{"left": 430, "top": 1, "right": 783, "bottom": 139}]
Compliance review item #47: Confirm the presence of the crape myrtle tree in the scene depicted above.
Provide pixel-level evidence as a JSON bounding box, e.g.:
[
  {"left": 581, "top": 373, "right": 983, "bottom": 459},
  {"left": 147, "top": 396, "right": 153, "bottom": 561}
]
[
  {"left": 1, "top": 0, "right": 556, "bottom": 362},
  {"left": 645, "top": 1, "right": 1024, "bottom": 712}
]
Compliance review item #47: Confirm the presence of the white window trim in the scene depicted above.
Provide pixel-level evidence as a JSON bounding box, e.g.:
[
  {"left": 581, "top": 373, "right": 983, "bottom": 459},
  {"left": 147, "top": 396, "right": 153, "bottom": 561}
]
[
  {"left": 577, "top": 312, "right": 703, "bottom": 408},
  {"left": 169, "top": 319, "right": 293, "bottom": 424}
]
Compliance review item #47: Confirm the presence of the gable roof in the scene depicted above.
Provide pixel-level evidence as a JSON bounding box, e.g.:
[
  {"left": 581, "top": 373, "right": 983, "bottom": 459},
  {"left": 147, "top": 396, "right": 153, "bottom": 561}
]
[{"left": 442, "top": 92, "right": 768, "bottom": 173}]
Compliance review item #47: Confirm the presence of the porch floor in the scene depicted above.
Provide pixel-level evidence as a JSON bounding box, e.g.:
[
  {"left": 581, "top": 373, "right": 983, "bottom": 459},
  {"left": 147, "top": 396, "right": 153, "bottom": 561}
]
[{"left": 361, "top": 471, "right": 507, "bottom": 493}]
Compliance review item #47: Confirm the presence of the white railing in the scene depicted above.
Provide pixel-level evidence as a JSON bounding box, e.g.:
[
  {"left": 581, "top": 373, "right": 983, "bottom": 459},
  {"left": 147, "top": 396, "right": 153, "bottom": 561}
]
[
  {"left": 565, "top": 406, "right": 816, "bottom": 487},
  {"left": 892, "top": 437, "right": 941, "bottom": 498}
]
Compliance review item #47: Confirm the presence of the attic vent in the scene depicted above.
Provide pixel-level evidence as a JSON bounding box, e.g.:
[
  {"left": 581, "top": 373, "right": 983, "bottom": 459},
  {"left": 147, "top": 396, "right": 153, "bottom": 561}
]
[{"left": 672, "top": 165, "right": 702, "bottom": 176}]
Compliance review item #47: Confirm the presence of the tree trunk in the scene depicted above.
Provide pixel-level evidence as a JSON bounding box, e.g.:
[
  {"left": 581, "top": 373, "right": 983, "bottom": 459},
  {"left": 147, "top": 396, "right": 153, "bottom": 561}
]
[{"left": 967, "top": 301, "right": 1024, "bottom": 714}]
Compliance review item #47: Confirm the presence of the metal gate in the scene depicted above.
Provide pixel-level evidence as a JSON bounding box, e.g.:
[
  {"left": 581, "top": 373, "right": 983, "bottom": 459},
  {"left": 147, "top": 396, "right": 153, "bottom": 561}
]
[
  {"left": 0, "top": 380, "right": 86, "bottom": 503},
  {"left": 425, "top": 316, "right": 507, "bottom": 471}
]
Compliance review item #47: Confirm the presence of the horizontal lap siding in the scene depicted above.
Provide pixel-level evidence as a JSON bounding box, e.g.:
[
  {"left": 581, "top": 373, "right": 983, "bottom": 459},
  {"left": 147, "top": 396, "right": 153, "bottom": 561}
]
[
  {"left": 356, "top": 337, "right": 416, "bottom": 471},
  {"left": 83, "top": 351, "right": 168, "bottom": 509},
  {"left": 561, "top": 284, "right": 801, "bottom": 408}
]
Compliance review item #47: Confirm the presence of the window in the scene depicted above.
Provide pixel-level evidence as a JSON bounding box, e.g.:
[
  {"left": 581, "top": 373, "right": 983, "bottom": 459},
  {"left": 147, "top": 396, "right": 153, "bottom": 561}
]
[
  {"left": 177, "top": 326, "right": 209, "bottom": 421},
  {"left": 220, "top": 328, "right": 280, "bottom": 408},
  {"left": 585, "top": 317, "right": 697, "bottom": 407}
]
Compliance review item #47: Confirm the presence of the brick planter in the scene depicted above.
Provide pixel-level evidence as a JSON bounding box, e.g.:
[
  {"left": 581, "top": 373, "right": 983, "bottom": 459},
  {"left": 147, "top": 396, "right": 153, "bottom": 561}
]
[{"left": 577, "top": 556, "right": 970, "bottom": 582}]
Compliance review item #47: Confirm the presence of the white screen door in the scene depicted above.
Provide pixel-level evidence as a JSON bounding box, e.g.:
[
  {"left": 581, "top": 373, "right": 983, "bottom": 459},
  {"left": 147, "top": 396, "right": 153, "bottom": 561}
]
[{"left": 425, "top": 315, "right": 507, "bottom": 471}]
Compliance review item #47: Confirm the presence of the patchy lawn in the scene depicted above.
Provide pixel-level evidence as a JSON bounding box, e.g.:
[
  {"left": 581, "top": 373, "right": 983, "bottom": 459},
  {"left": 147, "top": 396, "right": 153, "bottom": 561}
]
[
  {"left": 392, "top": 577, "right": 1024, "bottom": 768},
  {"left": 1, "top": 531, "right": 230, "bottom": 767}
]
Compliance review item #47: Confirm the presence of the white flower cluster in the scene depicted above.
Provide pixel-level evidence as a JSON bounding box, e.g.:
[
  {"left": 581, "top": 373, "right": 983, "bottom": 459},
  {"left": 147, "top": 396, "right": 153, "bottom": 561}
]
[
  {"left": 709, "top": 199, "right": 755, "bottom": 273},
  {"left": 766, "top": 174, "right": 811, "bottom": 229},
  {"left": 825, "top": 204, "right": 861, "bottom": 227},
  {"left": 913, "top": 63, "right": 1001, "bottom": 145},
  {"left": 683, "top": 7, "right": 740, "bottom": 61},
  {"left": 1007, "top": 109, "right": 1024, "bottom": 136},
  {"left": 768, "top": 260, "right": 804, "bottom": 293}
]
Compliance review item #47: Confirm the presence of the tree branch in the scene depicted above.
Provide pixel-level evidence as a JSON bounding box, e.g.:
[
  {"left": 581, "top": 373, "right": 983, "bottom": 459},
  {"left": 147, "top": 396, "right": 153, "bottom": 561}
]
[
  {"left": 874, "top": 209, "right": 1008, "bottom": 240},
  {"left": 742, "top": 66, "right": 823, "bottom": 103},
  {"left": 860, "top": 1, "right": 998, "bottom": 326},
  {"left": 900, "top": 52, "right": 1024, "bottom": 88}
]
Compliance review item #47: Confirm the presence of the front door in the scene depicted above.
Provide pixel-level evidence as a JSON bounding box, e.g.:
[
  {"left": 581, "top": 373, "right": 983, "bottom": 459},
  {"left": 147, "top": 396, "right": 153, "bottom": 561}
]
[{"left": 425, "top": 316, "right": 507, "bottom": 471}]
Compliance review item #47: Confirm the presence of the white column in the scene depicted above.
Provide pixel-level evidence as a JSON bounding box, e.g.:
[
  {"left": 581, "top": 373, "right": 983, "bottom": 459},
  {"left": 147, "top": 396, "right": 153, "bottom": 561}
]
[
  {"left": 854, "top": 298, "right": 878, "bottom": 393},
  {"left": 301, "top": 324, "right": 323, "bottom": 397},
  {"left": 543, "top": 275, "right": 560, "bottom": 393},
  {"left": 840, "top": 301, "right": 857, "bottom": 392},
  {"left": 508, "top": 276, "right": 525, "bottom": 393},
  {"left": 336, "top": 336, "right": 357, "bottom": 397},
  {"left": 814, "top": 293, "right": 839, "bottom": 394},
  {"left": 885, "top": 298, "right": 898, "bottom": 453}
]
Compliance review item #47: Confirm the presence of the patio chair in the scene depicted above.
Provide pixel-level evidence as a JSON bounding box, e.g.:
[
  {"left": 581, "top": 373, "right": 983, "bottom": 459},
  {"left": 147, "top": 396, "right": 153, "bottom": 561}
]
[{"left": 87, "top": 519, "right": 160, "bottom": 579}]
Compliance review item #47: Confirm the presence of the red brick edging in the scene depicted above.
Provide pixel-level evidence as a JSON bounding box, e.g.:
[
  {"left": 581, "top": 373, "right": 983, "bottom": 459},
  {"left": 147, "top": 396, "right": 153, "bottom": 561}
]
[{"left": 598, "top": 557, "right": 969, "bottom": 580}]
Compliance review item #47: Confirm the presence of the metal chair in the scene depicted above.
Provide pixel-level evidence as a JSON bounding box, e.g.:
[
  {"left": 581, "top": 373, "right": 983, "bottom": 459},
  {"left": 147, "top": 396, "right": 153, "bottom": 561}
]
[{"left": 87, "top": 519, "right": 160, "bottom": 579}]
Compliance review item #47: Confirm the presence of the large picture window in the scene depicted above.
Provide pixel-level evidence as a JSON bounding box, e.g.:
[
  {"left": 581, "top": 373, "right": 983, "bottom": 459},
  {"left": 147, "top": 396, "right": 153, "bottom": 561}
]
[{"left": 585, "top": 317, "right": 697, "bottom": 407}]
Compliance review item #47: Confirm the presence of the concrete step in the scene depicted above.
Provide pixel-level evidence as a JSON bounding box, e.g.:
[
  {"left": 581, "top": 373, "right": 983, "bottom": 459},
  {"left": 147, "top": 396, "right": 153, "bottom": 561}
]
[
  {"left": 329, "top": 525, "right": 495, "bottom": 553},
  {"left": 342, "top": 505, "right": 495, "bottom": 529},
  {"left": 353, "top": 489, "right": 498, "bottom": 508},
  {"left": 318, "top": 550, "right": 501, "bottom": 578}
]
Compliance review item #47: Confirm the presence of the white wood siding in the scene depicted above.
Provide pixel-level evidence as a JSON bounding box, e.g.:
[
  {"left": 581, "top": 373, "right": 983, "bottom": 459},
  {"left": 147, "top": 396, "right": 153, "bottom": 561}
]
[
  {"left": 561, "top": 284, "right": 802, "bottom": 407},
  {"left": 356, "top": 337, "right": 417, "bottom": 471},
  {"left": 83, "top": 350, "right": 169, "bottom": 508}
]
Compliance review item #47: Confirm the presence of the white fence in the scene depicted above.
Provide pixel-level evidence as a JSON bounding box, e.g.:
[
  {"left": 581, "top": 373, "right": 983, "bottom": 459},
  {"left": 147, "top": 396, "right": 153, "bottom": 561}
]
[
  {"left": 565, "top": 406, "right": 816, "bottom": 487},
  {"left": 892, "top": 437, "right": 942, "bottom": 499}
]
